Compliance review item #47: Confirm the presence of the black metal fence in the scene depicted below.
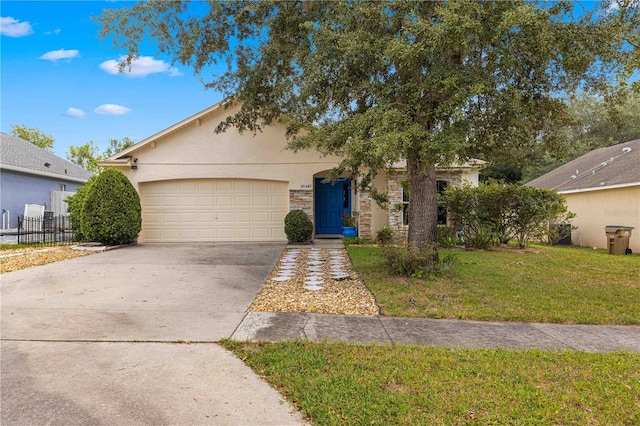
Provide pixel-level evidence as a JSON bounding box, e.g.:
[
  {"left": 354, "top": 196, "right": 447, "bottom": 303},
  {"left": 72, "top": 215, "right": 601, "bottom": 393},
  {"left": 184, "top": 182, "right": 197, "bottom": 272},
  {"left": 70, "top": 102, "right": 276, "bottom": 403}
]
[{"left": 16, "top": 213, "right": 76, "bottom": 245}]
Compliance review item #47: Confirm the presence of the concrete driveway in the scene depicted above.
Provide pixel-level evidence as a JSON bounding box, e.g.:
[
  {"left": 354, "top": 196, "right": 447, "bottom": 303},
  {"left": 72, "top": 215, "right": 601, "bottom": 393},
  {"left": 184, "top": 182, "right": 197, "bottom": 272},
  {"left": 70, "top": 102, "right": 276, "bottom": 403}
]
[{"left": 1, "top": 243, "right": 308, "bottom": 425}]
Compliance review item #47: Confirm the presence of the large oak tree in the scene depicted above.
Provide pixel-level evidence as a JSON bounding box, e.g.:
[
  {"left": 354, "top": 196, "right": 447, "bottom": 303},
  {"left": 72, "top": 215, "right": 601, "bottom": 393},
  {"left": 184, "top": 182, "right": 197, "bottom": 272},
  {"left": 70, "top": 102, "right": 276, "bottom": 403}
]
[{"left": 98, "top": 0, "right": 639, "bottom": 252}]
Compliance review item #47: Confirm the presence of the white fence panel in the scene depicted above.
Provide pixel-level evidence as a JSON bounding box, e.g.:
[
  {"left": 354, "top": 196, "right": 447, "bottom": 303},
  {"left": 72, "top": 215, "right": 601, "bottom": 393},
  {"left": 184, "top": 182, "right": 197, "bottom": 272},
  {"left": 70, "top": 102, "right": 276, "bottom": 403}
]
[{"left": 50, "top": 191, "right": 76, "bottom": 216}]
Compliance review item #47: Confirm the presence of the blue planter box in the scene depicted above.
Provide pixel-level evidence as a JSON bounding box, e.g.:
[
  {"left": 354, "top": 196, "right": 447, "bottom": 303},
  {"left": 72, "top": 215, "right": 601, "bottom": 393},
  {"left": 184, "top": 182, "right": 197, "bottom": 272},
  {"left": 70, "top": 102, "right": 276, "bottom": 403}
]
[{"left": 342, "top": 227, "right": 358, "bottom": 238}]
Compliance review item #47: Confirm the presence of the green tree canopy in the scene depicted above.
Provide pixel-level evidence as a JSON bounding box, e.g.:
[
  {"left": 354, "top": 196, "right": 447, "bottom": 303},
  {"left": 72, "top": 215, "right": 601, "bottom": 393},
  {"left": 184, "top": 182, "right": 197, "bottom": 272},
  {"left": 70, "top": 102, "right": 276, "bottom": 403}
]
[
  {"left": 10, "top": 124, "right": 55, "bottom": 151},
  {"left": 522, "top": 91, "right": 640, "bottom": 182},
  {"left": 67, "top": 141, "right": 100, "bottom": 173},
  {"left": 67, "top": 137, "right": 136, "bottom": 173},
  {"left": 99, "top": 0, "right": 639, "bottom": 252}
]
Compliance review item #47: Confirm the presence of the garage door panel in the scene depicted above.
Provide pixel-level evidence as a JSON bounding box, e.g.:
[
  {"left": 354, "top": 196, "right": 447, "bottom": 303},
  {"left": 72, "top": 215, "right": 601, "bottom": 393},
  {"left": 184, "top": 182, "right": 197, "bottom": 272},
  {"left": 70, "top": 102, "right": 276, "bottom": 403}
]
[
  {"left": 163, "top": 212, "right": 180, "bottom": 223},
  {"left": 180, "top": 212, "right": 198, "bottom": 222},
  {"left": 235, "top": 229, "right": 252, "bottom": 239},
  {"left": 140, "top": 179, "right": 288, "bottom": 242},
  {"left": 234, "top": 180, "right": 252, "bottom": 190},
  {"left": 198, "top": 180, "right": 215, "bottom": 190},
  {"left": 144, "top": 196, "right": 162, "bottom": 207},
  {"left": 181, "top": 196, "right": 197, "bottom": 207},
  {"left": 199, "top": 212, "right": 215, "bottom": 222},
  {"left": 217, "top": 196, "right": 233, "bottom": 206},
  {"left": 235, "top": 196, "right": 251, "bottom": 206},
  {"left": 253, "top": 212, "right": 270, "bottom": 222},
  {"left": 253, "top": 195, "right": 270, "bottom": 206},
  {"left": 216, "top": 181, "right": 233, "bottom": 191},
  {"left": 198, "top": 197, "right": 214, "bottom": 206},
  {"left": 253, "top": 228, "right": 270, "bottom": 239},
  {"left": 235, "top": 212, "right": 252, "bottom": 222}
]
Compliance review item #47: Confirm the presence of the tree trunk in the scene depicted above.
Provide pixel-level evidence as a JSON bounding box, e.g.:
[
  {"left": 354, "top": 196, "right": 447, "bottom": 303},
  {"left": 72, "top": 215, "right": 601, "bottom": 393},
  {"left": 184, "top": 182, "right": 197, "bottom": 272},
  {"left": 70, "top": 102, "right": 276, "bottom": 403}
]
[{"left": 407, "top": 153, "right": 439, "bottom": 260}]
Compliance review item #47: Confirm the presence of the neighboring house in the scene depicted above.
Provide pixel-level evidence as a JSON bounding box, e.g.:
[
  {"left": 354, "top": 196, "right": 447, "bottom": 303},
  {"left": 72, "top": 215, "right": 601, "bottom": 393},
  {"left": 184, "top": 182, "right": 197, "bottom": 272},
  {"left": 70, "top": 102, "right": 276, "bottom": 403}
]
[
  {"left": 99, "top": 101, "right": 485, "bottom": 243},
  {"left": 0, "top": 132, "right": 93, "bottom": 229},
  {"left": 527, "top": 139, "right": 640, "bottom": 253}
]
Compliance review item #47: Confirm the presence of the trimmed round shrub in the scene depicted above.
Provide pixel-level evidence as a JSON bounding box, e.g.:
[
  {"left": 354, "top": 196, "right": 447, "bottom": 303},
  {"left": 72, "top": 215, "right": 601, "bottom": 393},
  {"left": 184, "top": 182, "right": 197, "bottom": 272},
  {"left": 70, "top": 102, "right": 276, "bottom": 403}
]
[
  {"left": 284, "top": 210, "right": 313, "bottom": 243},
  {"left": 80, "top": 168, "right": 141, "bottom": 245}
]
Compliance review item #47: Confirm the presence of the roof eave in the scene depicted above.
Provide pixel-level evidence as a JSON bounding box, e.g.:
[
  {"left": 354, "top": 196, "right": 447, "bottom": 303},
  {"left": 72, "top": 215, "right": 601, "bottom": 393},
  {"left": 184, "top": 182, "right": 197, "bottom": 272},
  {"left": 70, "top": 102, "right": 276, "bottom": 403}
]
[
  {"left": 0, "top": 164, "right": 90, "bottom": 183},
  {"left": 558, "top": 181, "right": 640, "bottom": 194},
  {"left": 97, "top": 157, "right": 133, "bottom": 168},
  {"left": 104, "top": 98, "right": 233, "bottom": 161}
]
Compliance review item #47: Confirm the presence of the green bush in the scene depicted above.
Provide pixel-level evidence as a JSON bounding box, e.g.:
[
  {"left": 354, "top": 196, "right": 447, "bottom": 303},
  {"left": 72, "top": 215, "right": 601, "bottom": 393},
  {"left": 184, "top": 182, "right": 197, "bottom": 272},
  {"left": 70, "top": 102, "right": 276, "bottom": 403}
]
[
  {"left": 381, "top": 244, "right": 455, "bottom": 278},
  {"left": 443, "top": 182, "right": 575, "bottom": 249},
  {"left": 437, "top": 225, "right": 461, "bottom": 248},
  {"left": 66, "top": 175, "right": 97, "bottom": 242},
  {"left": 80, "top": 168, "right": 141, "bottom": 245},
  {"left": 284, "top": 210, "right": 313, "bottom": 243},
  {"left": 376, "top": 226, "right": 394, "bottom": 245}
]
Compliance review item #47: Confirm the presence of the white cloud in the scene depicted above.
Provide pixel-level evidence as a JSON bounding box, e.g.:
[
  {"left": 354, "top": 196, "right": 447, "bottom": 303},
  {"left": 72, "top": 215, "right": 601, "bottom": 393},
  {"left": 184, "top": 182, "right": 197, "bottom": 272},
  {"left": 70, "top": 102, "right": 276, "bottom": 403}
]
[
  {"left": 65, "top": 107, "right": 85, "bottom": 117},
  {"left": 45, "top": 27, "right": 62, "bottom": 36},
  {"left": 100, "top": 55, "right": 182, "bottom": 77},
  {"left": 0, "top": 16, "right": 33, "bottom": 37},
  {"left": 40, "top": 49, "right": 80, "bottom": 62},
  {"left": 94, "top": 104, "right": 131, "bottom": 115}
]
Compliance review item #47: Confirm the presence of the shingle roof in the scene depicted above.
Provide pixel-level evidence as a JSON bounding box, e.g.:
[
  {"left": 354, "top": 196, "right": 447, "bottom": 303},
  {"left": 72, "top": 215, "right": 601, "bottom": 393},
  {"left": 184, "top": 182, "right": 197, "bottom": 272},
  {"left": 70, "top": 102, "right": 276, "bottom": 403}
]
[
  {"left": 527, "top": 139, "right": 640, "bottom": 192},
  {"left": 0, "top": 132, "right": 92, "bottom": 181}
]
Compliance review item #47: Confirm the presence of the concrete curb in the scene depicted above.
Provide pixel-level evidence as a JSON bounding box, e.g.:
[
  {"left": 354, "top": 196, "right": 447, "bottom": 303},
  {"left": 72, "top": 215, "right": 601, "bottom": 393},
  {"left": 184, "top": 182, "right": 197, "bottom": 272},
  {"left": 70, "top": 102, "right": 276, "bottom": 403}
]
[
  {"left": 71, "top": 242, "right": 138, "bottom": 252},
  {"left": 233, "top": 312, "right": 640, "bottom": 353}
]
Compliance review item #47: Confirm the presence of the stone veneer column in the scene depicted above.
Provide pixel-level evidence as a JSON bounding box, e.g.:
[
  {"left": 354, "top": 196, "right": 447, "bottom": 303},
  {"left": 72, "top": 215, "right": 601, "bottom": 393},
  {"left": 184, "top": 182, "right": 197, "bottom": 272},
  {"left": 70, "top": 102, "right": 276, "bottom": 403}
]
[
  {"left": 358, "top": 190, "right": 372, "bottom": 239},
  {"left": 289, "top": 190, "right": 314, "bottom": 223},
  {"left": 387, "top": 171, "right": 408, "bottom": 240}
]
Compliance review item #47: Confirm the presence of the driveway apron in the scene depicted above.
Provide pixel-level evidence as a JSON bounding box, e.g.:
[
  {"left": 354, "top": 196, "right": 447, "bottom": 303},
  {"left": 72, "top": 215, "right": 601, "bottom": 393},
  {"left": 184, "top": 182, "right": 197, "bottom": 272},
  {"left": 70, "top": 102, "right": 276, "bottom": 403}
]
[{"left": 1, "top": 243, "right": 308, "bottom": 425}]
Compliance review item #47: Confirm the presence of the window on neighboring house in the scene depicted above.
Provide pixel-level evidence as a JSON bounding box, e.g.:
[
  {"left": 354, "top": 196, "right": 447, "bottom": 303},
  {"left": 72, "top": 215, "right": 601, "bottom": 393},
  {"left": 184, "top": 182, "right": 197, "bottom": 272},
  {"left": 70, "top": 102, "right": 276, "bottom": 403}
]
[
  {"left": 402, "top": 180, "right": 449, "bottom": 226},
  {"left": 58, "top": 184, "right": 67, "bottom": 191}
]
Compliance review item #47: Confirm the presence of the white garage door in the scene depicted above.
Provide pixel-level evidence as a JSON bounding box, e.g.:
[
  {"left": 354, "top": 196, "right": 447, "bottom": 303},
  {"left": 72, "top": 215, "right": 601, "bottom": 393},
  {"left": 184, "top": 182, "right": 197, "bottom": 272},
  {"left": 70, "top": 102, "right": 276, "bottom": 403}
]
[{"left": 139, "top": 179, "right": 288, "bottom": 242}]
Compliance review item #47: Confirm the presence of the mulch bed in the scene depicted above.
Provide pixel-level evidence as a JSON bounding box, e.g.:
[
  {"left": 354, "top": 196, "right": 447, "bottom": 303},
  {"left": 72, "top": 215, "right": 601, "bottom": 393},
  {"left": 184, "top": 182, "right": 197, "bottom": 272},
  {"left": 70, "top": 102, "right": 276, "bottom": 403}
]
[
  {"left": 249, "top": 247, "right": 380, "bottom": 316},
  {"left": 0, "top": 246, "right": 96, "bottom": 274}
]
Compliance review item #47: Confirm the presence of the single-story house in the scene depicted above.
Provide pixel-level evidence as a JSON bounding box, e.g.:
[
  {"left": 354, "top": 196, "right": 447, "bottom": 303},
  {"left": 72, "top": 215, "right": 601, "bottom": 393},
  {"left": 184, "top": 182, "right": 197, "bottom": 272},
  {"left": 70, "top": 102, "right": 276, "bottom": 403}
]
[
  {"left": 0, "top": 132, "right": 93, "bottom": 229},
  {"left": 99, "top": 101, "right": 486, "bottom": 243},
  {"left": 527, "top": 139, "right": 639, "bottom": 253}
]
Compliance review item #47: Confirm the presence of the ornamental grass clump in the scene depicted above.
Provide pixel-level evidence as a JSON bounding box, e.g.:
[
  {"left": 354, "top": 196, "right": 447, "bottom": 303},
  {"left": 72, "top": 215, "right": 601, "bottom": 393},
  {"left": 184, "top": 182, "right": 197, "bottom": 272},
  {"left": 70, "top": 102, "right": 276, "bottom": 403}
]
[
  {"left": 80, "top": 168, "right": 141, "bottom": 245},
  {"left": 284, "top": 210, "right": 313, "bottom": 243}
]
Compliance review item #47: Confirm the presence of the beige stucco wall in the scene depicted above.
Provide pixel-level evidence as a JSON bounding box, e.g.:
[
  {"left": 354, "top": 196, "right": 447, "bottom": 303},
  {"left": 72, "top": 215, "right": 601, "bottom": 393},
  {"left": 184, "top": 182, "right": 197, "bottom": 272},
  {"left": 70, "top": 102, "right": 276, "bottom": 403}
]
[
  {"left": 460, "top": 168, "right": 480, "bottom": 186},
  {"left": 369, "top": 174, "right": 390, "bottom": 237},
  {"left": 116, "top": 103, "right": 342, "bottom": 190},
  {"left": 564, "top": 186, "right": 640, "bottom": 253}
]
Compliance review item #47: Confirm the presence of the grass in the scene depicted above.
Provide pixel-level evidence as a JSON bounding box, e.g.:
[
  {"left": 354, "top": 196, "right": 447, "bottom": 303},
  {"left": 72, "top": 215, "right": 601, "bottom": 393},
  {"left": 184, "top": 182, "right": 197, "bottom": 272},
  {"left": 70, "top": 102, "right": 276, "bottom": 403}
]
[
  {"left": 223, "top": 245, "right": 640, "bottom": 424},
  {"left": 348, "top": 245, "right": 640, "bottom": 325},
  {"left": 0, "top": 243, "right": 34, "bottom": 250},
  {"left": 223, "top": 340, "right": 640, "bottom": 425}
]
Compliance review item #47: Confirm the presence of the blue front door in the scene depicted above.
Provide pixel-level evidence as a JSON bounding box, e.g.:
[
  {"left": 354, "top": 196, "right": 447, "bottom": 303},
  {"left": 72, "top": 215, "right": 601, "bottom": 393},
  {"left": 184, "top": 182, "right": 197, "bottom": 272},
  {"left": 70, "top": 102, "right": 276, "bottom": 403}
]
[{"left": 315, "top": 178, "right": 351, "bottom": 234}]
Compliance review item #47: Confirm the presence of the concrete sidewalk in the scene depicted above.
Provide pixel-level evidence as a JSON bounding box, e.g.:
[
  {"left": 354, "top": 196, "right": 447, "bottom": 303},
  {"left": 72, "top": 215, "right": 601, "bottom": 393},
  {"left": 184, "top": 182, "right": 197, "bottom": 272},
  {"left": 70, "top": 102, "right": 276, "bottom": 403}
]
[
  {"left": 232, "top": 312, "right": 640, "bottom": 353},
  {"left": 234, "top": 239, "right": 640, "bottom": 353}
]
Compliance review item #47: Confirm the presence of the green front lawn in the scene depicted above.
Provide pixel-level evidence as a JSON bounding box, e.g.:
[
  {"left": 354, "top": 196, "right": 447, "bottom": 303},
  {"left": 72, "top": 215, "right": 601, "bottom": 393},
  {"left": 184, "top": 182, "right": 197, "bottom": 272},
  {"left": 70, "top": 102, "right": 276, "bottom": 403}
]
[
  {"left": 348, "top": 245, "right": 640, "bottom": 324},
  {"left": 224, "top": 245, "right": 640, "bottom": 425},
  {"left": 223, "top": 340, "right": 640, "bottom": 426}
]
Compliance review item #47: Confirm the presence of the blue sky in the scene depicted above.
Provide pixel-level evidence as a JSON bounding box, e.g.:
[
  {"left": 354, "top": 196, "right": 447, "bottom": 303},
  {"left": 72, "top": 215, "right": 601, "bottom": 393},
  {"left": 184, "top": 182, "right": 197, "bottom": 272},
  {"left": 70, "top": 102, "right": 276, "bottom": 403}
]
[{"left": 1, "top": 0, "right": 224, "bottom": 159}]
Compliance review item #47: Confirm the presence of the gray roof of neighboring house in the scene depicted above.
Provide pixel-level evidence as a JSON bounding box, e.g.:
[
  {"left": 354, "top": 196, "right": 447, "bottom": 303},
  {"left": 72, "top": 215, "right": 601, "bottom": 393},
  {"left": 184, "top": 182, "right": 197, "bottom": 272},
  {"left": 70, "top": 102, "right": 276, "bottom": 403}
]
[
  {"left": 527, "top": 139, "right": 640, "bottom": 192},
  {"left": 0, "top": 132, "right": 93, "bottom": 182}
]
